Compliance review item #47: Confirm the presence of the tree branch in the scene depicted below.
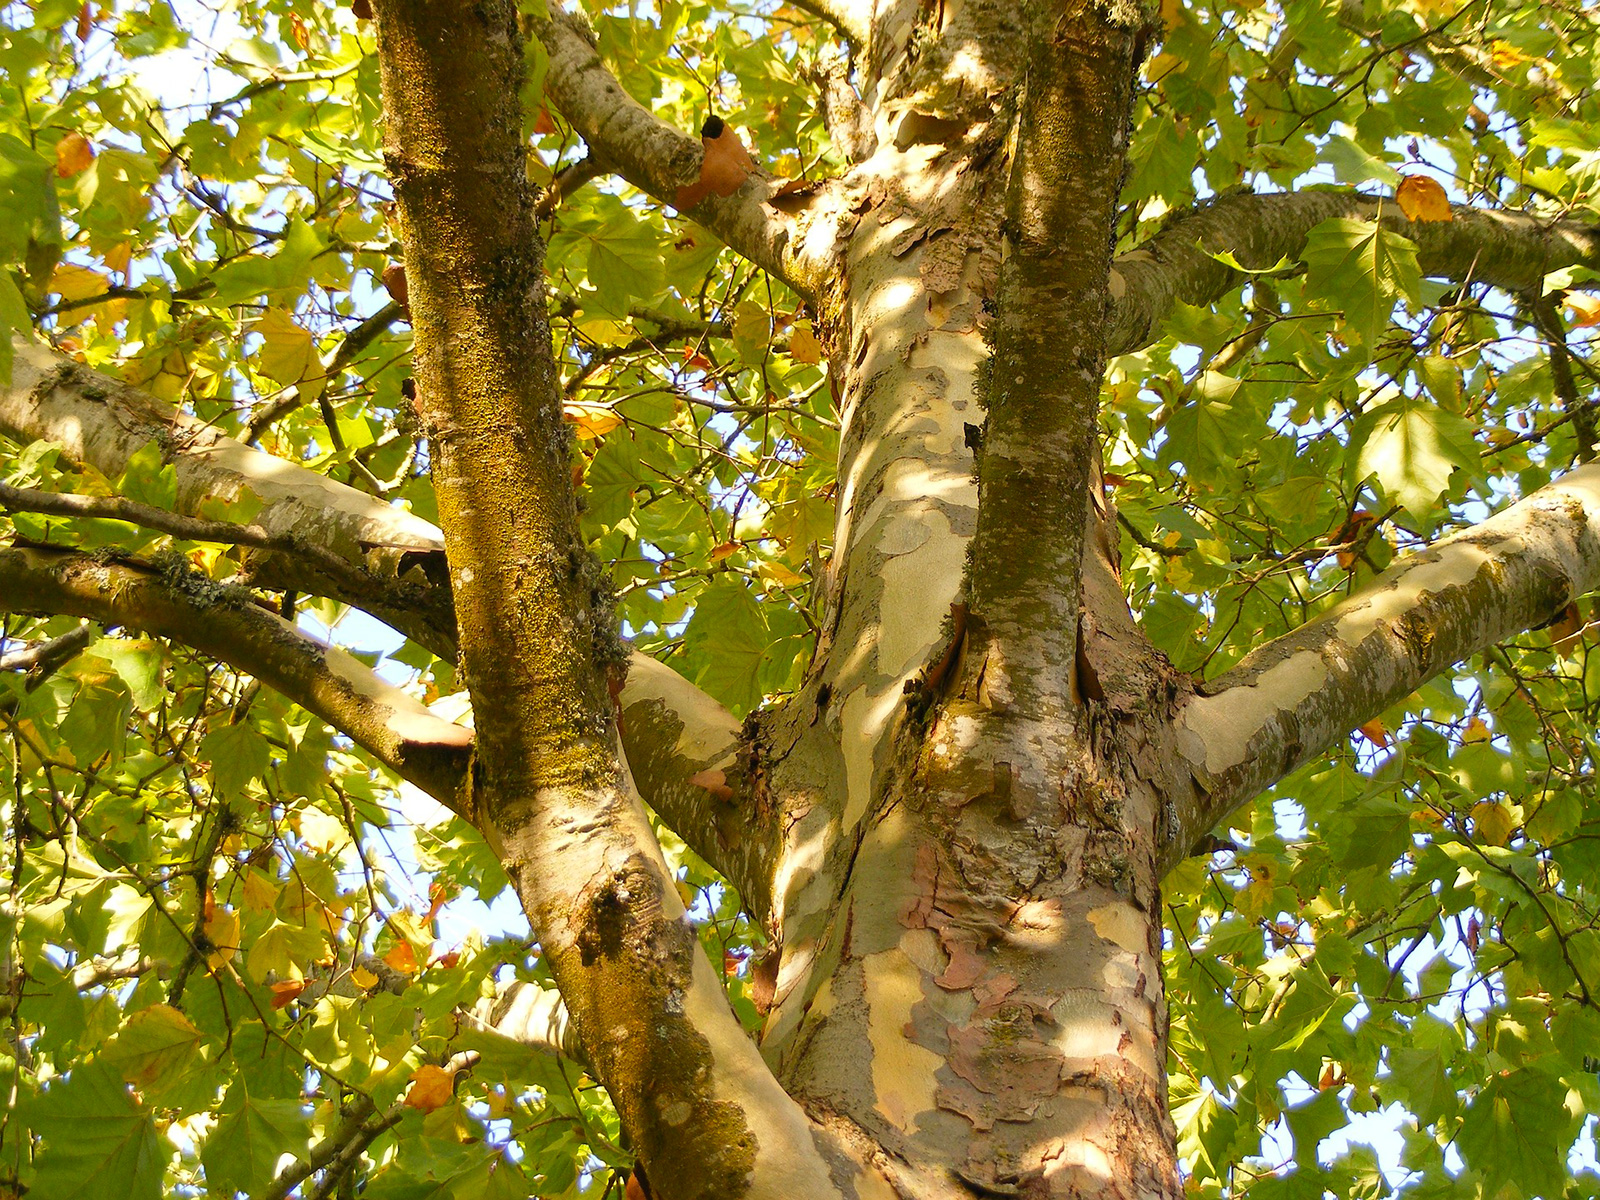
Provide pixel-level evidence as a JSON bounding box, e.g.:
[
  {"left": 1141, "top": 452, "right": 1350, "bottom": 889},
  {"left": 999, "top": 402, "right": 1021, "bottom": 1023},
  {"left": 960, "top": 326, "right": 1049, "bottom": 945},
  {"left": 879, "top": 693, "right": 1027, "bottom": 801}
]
[
  {"left": 1, "top": 340, "right": 775, "bottom": 903},
  {"left": 2, "top": 338, "right": 455, "bottom": 656},
  {"left": 1108, "top": 189, "right": 1600, "bottom": 357},
  {"left": 1165, "top": 464, "right": 1600, "bottom": 870},
  {"left": 0, "top": 545, "right": 473, "bottom": 813},
  {"left": 532, "top": 10, "right": 852, "bottom": 304}
]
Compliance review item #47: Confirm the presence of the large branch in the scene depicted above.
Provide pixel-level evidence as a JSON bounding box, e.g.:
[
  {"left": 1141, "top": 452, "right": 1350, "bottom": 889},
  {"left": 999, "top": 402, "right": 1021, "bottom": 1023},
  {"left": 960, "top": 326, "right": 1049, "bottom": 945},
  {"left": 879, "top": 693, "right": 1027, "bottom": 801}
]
[
  {"left": 1, "top": 339, "right": 456, "bottom": 656},
  {"left": 1165, "top": 464, "right": 1600, "bottom": 869},
  {"left": 0, "top": 545, "right": 473, "bottom": 810},
  {"left": 1, "top": 338, "right": 770, "bottom": 895},
  {"left": 533, "top": 11, "right": 851, "bottom": 305},
  {"left": 370, "top": 3, "right": 842, "bottom": 1194},
  {"left": 1108, "top": 190, "right": 1600, "bottom": 357}
]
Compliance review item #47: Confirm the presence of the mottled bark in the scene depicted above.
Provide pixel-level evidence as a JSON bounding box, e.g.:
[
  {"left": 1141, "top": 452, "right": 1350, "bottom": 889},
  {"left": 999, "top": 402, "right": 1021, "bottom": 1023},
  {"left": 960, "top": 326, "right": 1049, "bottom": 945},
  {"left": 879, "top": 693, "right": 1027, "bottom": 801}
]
[{"left": 369, "top": 2, "right": 847, "bottom": 1196}]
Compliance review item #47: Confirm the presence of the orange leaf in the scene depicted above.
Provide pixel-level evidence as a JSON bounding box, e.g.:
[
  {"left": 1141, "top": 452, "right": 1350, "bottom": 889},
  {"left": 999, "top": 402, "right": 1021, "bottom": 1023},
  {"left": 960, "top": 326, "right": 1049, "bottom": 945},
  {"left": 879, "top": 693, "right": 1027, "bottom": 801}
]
[
  {"left": 384, "top": 941, "right": 419, "bottom": 976},
  {"left": 1550, "top": 601, "right": 1585, "bottom": 655},
  {"left": 1565, "top": 293, "right": 1600, "bottom": 328},
  {"left": 1395, "top": 175, "right": 1452, "bottom": 223},
  {"left": 532, "top": 105, "right": 559, "bottom": 136},
  {"left": 1461, "top": 716, "right": 1491, "bottom": 743},
  {"left": 675, "top": 116, "right": 753, "bottom": 211},
  {"left": 269, "top": 980, "right": 306, "bottom": 1009},
  {"left": 381, "top": 262, "right": 409, "bottom": 313},
  {"left": 1356, "top": 719, "right": 1390, "bottom": 748},
  {"left": 709, "top": 540, "right": 740, "bottom": 562},
  {"left": 688, "top": 767, "right": 735, "bottom": 802},
  {"left": 1332, "top": 510, "right": 1376, "bottom": 569},
  {"left": 55, "top": 131, "right": 94, "bottom": 178},
  {"left": 562, "top": 401, "right": 624, "bottom": 440},
  {"left": 404, "top": 1064, "right": 457, "bottom": 1112},
  {"left": 288, "top": 13, "right": 309, "bottom": 48},
  {"left": 75, "top": 2, "right": 92, "bottom": 40},
  {"left": 424, "top": 882, "right": 451, "bottom": 924}
]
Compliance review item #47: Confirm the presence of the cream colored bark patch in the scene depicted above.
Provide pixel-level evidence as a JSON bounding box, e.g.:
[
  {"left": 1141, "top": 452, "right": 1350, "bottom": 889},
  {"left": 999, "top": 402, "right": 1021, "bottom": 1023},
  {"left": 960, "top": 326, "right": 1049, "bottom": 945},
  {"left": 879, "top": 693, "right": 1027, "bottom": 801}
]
[
  {"left": 1182, "top": 651, "right": 1328, "bottom": 776},
  {"left": 842, "top": 683, "right": 903, "bottom": 828},
  {"left": 862, "top": 948, "right": 942, "bottom": 1133},
  {"left": 1086, "top": 902, "right": 1150, "bottom": 955}
]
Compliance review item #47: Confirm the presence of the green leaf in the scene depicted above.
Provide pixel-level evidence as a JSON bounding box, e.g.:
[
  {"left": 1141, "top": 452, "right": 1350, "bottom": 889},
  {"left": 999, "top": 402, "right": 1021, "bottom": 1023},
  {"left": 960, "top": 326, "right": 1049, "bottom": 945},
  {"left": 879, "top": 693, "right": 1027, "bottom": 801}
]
[
  {"left": 1352, "top": 397, "right": 1480, "bottom": 519},
  {"left": 26, "top": 1063, "right": 167, "bottom": 1200},
  {"left": 201, "top": 1082, "right": 311, "bottom": 1195},
  {"left": 200, "top": 722, "right": 271, "bottom": 800},
  {"left": 1459, "top": 1066, "right": 1574, "bottom": 1199},
  {"left": 1302, "top": 217, "right": 1420, "bottom": 353},
  {"left": 99, "top": 1004, "right": 204, "bottom": 1095},
  {"left": 115, "top": 440, "right": 177, "bottom": 511}
]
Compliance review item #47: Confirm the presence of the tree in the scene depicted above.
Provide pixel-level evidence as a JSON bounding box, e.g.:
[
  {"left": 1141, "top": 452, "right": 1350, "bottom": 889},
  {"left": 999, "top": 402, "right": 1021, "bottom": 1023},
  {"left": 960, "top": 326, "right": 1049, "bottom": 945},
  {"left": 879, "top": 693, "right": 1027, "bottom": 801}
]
[{"left": 1, "top": 0, "right": 1598, "bottom": 1194}]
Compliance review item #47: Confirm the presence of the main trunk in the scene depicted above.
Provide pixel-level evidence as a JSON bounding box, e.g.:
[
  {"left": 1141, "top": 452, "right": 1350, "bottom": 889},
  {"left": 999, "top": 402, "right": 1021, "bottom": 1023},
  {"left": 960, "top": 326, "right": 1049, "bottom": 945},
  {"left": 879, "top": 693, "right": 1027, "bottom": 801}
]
[{"left": 752, "top": 1, "right": 1181, "bottom": 1194}]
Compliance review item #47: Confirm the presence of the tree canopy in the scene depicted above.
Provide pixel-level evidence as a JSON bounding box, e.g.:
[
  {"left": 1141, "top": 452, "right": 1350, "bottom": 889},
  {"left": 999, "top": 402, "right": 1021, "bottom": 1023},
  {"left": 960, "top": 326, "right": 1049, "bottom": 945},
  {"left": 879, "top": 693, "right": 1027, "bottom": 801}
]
[{"left": 2, "top": 0, "right": 1600, "bottom": 1196}]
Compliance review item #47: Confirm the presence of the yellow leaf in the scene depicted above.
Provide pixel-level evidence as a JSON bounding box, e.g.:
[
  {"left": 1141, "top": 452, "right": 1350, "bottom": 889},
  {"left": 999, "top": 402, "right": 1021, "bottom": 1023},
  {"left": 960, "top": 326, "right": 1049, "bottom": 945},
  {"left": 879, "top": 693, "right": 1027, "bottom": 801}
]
[
  {"left": 49, "top": 261, "right": 109, "bottom": 304},
  {"left": 561, "top": 401, "right": 623, "bottom": 440},
  {"left": 254, "top": 309, "right": 319, "bottom": 389},
  {"left": 404, "top": 1064, "right": 457, "bottom": 1112},
  {"left": 241, "top": 869, "right": 280, "bottom": 913},
  {"left": 1565, "top": 293, "right": 1600, "bottom": 328},
  {"left": 708, "top": 540, "right": 740, "bottom": 562},
  {"left": 1145, "top": 51, "right": 1183, "bottom": 82},
  {"left": 350, "top": 964, "right": 379, "bottom": 990},
  {"left": 1461, "top": 716, "right": 1491, "bottom": 743},
  {"left": 1471, "top": 800, "right": 1515, "bottom": 847},
  {"left": 788, "top": 321, "right": 823, "bottom": 364},
  {"left": 758, "top": 560, "right": 806, "bottom": 588},
  {"left": 204, "top": 907, "right": 240, "bottom": 969},
  {"left": 1395, "top": 175, "right": 1452, "bottom": 223},
  {"left": 55, "top": 131, "right": 94, "bottom": 178}
]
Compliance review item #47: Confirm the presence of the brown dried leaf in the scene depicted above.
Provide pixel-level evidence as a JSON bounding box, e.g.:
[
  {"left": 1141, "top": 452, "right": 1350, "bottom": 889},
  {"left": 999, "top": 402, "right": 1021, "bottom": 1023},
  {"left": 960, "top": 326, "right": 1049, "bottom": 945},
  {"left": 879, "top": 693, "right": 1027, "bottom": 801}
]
[
  {"left": 675, "top": 116, "right": 753, "bottom": 211},
  {"left": 381, "top": 262, "right": 409, "bottom": 313}
]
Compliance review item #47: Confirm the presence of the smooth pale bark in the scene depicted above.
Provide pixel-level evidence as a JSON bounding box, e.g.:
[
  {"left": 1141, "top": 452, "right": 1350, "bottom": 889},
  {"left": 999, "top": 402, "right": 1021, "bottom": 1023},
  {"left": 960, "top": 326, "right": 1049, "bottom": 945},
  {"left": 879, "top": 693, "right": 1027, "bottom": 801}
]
[
  {"left": 0, "top": 337, "right": 455, "bottom": 656},
  {"left": 1167, "top": 463, "right": 1600, "bottom": 865},
  {"left": 0, "top": 546, "right": 473, "bottom": 807}
]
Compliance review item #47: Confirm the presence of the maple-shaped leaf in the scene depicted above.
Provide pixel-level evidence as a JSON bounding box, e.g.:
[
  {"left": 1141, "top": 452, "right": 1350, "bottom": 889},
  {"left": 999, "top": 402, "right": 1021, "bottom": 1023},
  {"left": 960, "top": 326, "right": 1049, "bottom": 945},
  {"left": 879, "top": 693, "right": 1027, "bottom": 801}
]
[
  {"left": 404, "top": 1064, "right": 457, "bottom": 1112},
  {"left": 1396, "top": 175, "right": 1452, "bottom": 222},
  {"left": 788, "top": 321, "right": 823, "bottom": 364},
  {"left": 675, "top": 116, "right": 753, "bottom": 211}
]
